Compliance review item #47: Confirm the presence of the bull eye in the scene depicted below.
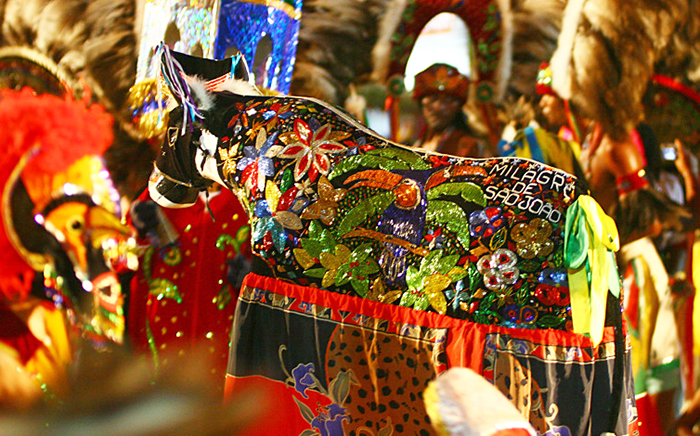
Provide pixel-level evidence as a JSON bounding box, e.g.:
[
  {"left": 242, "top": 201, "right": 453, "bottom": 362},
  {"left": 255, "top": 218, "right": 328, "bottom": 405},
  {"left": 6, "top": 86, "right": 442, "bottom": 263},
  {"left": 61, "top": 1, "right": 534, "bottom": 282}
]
[{"left": 67, "top": 216, "right": 85, "bottom": 233}]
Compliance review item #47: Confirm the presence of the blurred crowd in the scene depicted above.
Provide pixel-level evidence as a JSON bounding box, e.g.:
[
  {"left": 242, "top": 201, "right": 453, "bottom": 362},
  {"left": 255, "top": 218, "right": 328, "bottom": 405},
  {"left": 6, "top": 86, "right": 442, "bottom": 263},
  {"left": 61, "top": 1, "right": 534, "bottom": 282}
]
[{"left": 1, "top": 1, "right": 700, "bottom": 435}]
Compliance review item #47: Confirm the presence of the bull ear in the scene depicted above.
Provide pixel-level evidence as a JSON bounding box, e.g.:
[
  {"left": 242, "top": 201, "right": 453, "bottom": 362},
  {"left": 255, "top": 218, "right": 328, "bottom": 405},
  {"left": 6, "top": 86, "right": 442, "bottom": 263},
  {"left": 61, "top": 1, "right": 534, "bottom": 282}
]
[{"left": 162, "top": 44, "right": 251, "bottom": 88}]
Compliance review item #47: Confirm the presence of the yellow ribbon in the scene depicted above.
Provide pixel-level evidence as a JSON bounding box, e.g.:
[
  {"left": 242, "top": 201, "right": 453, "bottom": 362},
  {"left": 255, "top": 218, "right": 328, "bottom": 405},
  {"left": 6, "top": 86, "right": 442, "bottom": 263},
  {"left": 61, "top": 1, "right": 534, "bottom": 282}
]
[{"left": 564, "top": 195, "right": 620, "bottom": 345}]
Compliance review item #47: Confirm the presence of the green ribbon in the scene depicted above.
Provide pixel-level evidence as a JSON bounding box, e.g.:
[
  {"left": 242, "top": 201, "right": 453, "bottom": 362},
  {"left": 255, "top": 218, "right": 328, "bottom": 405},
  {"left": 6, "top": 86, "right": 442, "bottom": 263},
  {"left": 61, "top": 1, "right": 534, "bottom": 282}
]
[{"left": 564, "top": 195, "right": 620, "bottom": 345}]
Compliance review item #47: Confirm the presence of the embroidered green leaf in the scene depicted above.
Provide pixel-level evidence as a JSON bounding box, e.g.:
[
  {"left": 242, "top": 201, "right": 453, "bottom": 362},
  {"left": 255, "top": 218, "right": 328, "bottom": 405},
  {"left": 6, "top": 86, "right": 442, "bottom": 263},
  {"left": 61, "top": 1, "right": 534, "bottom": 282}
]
[
  {"left": 280, "top": 167, "right": 294, "bottom": 193},
  {"left": 369, "top": 147, "right": 431, "bottom": 170},
  {"left": 293, "top": 397, "right": 316, "bottom": 425},
  {"left": 329, "top": 155, "right": 406, "bottom": 179},
  {"left": 351, "top": 278, "right": 369, "bottom": 297},
  {"left": 322, "top": 269, "right": 337, "bottom": 287},
  {"left": 436, "top": 254, "right": 459, "bottom": 275},
  {"left": 519, "top": 260, "right": 543, "bottom": 273},
  {"left": 426, "top": 182, "right": 486, "bottom": 207},
  {"left": 335, "top": 191, "right": 394, "bottom": 236},
  {"left": 294, "top": 248, "right": 317, "bottom": 269},
  {"left": 468, "top": 264, "right": 481, "bottom": 291},
  {"left": 335, "top": 263, "right": 351, "bottom": 286},
  {"left": 399, "top": 290, "right": 417, "bottom": 307},
  {"left": 428, "top": 288, "right": 448, "bottom": 314},
  {"left": 351, "top": 243, "right": 375, "bottom": 263},
  {"left": 328, "top": 148, "right": 430, "bottom": 180},
  {"left": 308, "top": 220, "right": 323, "bottom": 240},
  {"left": 142, "top": 246, "right": 155, "bottom": 281},
  {"left": 537, "top": 315, "right": 565, "bottom": 329},
  {"left": 213, "top": 285, "right": 232, "bottom": 310},
  {"left": 406, "top": 266, "right": 421, "bottom": 290},
  {"left": 447, "top": 266, "right": 468, "bottom": 282},
  {"left": 304, "top": 268, "right": 326, "bottom": 279},
  {"left": 381, "top": 290, "right": 403, "bottom": 305},
  {"left": 420, "top": 250, "right": 443, "bottom": 275},
  {"left": 414, "top": 293, "right": 430, "bottom": 311},
  {"left": 235, "top": 225, "right": 251, "bottom": 250},
  {"left": 299, "top": 430, "right": 319, "bottom": 436},
  {"left": 426, "top": 201, "right": 470, "bottom": 249},
  {"left": 301, "top": 240, "right": 323, "bottom": 259},
  {"left": 516, "top": 283, "right": 531, "bottom": 306},
  {"left": 216, "top": 234, "right": 236, "bottom": 252},
  {"left": 318, "top": 228, "right": 337, "bottom": 252},
  {"left": 363, "top": 259, "right": 380, "bottom": 275}
]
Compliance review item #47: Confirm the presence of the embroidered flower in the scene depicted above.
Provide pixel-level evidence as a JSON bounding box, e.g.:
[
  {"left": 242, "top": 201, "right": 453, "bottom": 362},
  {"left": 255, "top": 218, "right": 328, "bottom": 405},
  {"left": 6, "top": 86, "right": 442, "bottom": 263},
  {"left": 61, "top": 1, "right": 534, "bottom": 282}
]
[
  {"left": 278, "top": 119, "right": 346, "bottom": 182},
  {"left": 401, "top": 250, "right": 467, "bottom": 314},
  {"left": 469, "top": 207, "right": 506, "bottom": 239},
  {"left": 333, "top": 243, "right": 380, "bottom": 297},
  {"left": 300, "top": 176, "right": 347, "bottom": 225},
  {"left": 477, "top": 248, "right": 520, "bottom": 292},
  {"left": 253, "top": 182, "right": 306, "bottom": 251},
  {"left": 236, "top": 128, "right": 282, "bottom": 193},
  {"left": 261, "top": 101, "right": 294, "bottom": 129},
  {"left": 318, "top": 244, "right": 352, "bottom": 288},
  {"left": 444, "top": 279, "right": 469, "bottom": 311},
  {"left": 534, "top": 267, "right": 570, "bottom": 306},
  {"left": 510, "top": 218, "right": 553, "bottom": 259}
]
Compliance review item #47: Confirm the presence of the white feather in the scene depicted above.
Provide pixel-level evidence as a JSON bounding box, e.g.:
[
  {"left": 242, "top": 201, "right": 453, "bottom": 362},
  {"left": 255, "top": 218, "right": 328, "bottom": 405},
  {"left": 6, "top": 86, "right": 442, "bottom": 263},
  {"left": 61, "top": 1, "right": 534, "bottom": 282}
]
[
  {"left": 494, "top": 0, "right": 513, "bottom": 101},
  {"left": 370, "top": 0, "right": 409, "bottom": 83},
  {"left": 549, "top": 0, "right": 586, "bottom": 100}
]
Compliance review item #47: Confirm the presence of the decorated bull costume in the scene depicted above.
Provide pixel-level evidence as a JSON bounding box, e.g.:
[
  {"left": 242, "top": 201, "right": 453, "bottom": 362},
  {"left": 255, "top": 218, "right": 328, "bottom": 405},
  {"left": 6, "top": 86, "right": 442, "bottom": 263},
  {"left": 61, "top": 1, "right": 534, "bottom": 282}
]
[{"left": 149, "top": 46, "right": 636, "bottom": 436}]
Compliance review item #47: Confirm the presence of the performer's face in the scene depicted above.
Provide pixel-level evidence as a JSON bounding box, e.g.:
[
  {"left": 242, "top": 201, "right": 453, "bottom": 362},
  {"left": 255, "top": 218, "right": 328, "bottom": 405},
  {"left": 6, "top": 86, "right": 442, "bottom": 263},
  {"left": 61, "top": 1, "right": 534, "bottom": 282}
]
[
  {"left": 421, "top": 94, "right": 462, "bottom": 131},
  {"left": 539, "top": 94, "right": 568, "bottom": 130}
]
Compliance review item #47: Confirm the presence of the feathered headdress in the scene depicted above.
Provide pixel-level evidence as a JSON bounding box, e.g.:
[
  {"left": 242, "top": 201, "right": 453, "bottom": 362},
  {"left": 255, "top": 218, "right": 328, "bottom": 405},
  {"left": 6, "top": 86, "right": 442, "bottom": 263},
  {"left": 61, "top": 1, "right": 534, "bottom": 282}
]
[{"left": 0, "top": 88, "right": 114, "bottom": 301}]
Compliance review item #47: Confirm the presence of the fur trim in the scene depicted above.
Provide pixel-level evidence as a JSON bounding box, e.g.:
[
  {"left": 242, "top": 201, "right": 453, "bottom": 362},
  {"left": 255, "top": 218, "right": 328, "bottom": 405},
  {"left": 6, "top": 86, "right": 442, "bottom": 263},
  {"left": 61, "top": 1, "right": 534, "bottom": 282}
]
[
  {"left": 184, "top": 76, "right": 216, "bottom": 113},
  {"left": 183, "top": 75, "right": 261, "bottom": 112},
  {"left": 1, "top": 0, "right": 148, "bottom": 200},
  {"left": 216, "top": 77, "right": 262, "bottom": 97}
]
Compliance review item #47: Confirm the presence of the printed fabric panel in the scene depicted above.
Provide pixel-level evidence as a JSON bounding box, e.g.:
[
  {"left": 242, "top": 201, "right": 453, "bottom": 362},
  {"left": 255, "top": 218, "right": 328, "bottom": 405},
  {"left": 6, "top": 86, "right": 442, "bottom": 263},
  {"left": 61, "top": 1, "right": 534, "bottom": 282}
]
[{"left": 224, "top": 273, "right": 638, "bottom": 436}]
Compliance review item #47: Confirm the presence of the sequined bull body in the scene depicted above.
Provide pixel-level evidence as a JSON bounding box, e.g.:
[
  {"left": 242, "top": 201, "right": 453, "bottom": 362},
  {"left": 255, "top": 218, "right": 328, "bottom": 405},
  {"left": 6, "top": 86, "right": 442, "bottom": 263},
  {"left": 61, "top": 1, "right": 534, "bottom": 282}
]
[{"left": 148, "top": 47, "right": 637, "bottom": 436}]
